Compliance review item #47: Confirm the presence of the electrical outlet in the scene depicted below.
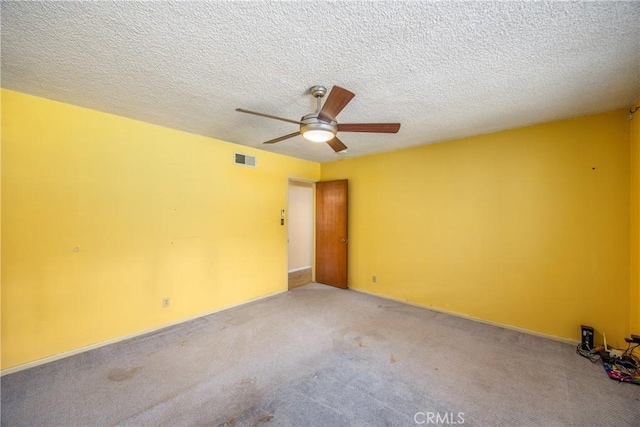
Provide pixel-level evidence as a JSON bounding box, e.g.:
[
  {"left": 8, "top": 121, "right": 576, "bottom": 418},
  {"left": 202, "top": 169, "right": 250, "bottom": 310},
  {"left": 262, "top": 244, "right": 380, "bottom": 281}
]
[
  {"left": 162, "top": 297, "right": 170, "bottom": 308},
  {"left": 372, "top": 275, "right": 377, "bottom": 283}
]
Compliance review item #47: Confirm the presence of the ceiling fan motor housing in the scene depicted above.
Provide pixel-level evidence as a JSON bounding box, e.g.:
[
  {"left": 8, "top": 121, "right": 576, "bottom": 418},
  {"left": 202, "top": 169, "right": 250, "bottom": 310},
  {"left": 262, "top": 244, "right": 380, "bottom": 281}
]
[{"left": 300, "top": 113, "right": 337, "bottom": 142}]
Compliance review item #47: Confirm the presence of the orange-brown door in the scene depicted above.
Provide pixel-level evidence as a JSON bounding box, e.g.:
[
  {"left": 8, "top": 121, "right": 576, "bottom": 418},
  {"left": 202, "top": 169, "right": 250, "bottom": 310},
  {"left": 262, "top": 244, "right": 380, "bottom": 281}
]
[{"left": 315, "top": 179, "right": 348, "bottom": 289}]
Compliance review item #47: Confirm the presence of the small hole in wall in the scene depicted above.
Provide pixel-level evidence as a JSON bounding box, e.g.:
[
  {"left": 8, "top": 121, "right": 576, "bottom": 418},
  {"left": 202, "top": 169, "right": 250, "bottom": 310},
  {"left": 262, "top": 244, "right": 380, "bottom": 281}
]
[{"left": 592, "top": 167, "right": 596, "bottom": 170}]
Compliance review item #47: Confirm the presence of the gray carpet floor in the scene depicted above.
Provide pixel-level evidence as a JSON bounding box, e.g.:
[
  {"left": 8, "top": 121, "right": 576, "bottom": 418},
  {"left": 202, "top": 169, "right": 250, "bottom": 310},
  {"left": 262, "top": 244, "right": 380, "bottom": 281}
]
[{"left": 1, "top": 283, "right": 639, "bottom": 426}]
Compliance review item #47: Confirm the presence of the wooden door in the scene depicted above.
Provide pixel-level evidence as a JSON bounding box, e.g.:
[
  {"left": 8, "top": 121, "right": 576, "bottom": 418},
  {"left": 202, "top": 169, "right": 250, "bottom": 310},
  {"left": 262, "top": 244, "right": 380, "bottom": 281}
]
[{"left": 315, "top": 179, "right": 348, "bottom": 289}]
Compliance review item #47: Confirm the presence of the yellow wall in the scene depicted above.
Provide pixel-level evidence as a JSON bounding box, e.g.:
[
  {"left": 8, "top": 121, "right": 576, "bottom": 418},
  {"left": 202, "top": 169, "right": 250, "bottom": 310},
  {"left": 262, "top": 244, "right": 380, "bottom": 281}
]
[
  {"left": 1, "top": 89, "right": 320, "bottom": 369},
  {"left": 322, "top": 110, "right": 631, "bottom": 347},
  {"left": 631, "top": 99, "right": 640, "bottom": 341},
  {"left": 2, "top": 87, "right": 636, "bottom": 370}
]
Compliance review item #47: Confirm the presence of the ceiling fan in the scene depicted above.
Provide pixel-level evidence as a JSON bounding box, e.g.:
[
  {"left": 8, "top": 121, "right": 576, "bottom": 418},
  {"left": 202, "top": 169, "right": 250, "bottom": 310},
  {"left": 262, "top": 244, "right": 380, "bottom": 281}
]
[{"left": 236, "top": 85, "right": 401, "bottom": 153}]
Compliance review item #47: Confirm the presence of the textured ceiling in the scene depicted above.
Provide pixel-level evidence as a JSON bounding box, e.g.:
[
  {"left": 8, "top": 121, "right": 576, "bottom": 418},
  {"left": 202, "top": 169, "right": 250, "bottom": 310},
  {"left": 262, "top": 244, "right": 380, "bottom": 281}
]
[{"left": 2, "top": 1, "right": 639, "bottom": 163}]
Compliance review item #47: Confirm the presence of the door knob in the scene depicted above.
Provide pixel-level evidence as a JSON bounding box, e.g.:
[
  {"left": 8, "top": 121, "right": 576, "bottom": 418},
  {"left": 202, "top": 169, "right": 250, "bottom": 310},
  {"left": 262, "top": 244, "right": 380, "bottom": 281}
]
[{"left": 340, "top": 238, "right": 347, "bottom": 243}]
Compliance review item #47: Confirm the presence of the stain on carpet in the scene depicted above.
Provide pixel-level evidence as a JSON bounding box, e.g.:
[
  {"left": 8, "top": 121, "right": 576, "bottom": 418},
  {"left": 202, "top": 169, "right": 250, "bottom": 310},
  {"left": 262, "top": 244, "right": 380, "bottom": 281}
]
[
  {"left": 108, "top": 366, "right": 142, "bottom": 381},
  {"left": 210, "top": 378, "right": 262, "bottom": 426},
  {"left": 253, "top": 413, "right": 274, "bottom": 425},
  {"left": 354, "top": 337, "right": 366, "bottom": 347},
  {"left": 219, "top": 417, "right": 236, "bottom": 427}
]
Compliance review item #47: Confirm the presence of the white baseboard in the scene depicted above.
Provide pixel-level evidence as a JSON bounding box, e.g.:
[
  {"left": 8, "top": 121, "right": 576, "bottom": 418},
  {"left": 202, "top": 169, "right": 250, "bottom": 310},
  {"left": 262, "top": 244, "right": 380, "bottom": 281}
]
[
  {"left": 351, "top": 287, "right": 579, "bottom": 346},
  {"left": 1, "top": 289, "right": 287, "bottom": 377},
  {"left": 288, "top": 265, "right": 312, "bottom": 273}
]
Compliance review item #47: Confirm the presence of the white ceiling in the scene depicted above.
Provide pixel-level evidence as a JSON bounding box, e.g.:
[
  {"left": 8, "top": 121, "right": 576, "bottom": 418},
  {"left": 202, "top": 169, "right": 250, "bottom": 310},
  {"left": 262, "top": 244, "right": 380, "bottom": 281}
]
[{"left": 2, "top": 1, "right": 639, "bottom": 163}]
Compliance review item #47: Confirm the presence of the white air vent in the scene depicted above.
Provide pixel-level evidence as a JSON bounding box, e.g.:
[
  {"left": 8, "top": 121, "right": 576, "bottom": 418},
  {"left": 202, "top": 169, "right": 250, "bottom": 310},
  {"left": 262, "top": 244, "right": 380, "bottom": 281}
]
[{"left": 234, "top": 152, "right": 256, "bottom": 167}]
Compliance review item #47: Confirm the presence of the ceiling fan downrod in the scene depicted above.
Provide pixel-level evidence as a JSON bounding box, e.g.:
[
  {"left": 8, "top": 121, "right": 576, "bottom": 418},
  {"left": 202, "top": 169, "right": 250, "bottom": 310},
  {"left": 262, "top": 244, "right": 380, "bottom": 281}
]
[{"left": 310, "top": 85, "right": 327, "bottom": 113}]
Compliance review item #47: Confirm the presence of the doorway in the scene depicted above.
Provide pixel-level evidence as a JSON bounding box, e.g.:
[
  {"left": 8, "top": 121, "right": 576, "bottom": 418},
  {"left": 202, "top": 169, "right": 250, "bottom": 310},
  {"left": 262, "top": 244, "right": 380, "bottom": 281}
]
[{"left": 287, "top": 180, "right": 314, "bottom": 289}]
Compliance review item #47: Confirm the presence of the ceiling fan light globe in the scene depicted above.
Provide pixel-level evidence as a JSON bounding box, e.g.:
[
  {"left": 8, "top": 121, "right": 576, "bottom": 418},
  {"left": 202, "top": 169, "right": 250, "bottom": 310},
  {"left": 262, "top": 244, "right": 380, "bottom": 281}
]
[
  {"left": 303, "top": 129, "right": 335, "bottom": 143},
  {"left": 300, "top": 118, "right": 337, "bottom": 143}
]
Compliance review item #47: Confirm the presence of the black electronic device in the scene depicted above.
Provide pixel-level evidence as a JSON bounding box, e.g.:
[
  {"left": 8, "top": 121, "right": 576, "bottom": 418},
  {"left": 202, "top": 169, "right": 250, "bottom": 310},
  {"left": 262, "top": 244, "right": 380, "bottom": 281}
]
[{"left": 581, "top": 325, "right": 594, "bottom": 350}]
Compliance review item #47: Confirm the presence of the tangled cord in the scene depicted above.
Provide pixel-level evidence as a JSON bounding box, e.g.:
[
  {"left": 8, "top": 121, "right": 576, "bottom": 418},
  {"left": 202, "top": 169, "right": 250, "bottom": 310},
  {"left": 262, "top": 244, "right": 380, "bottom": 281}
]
[
  {"left": 621, "top": 342, "right": 640, "bottom": 367},
  {"left": 577, "top": 342, "right": 640, "bottom": 373},
  {"left": 576, "top": 343, "right": 602, "bottom": 363}
]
